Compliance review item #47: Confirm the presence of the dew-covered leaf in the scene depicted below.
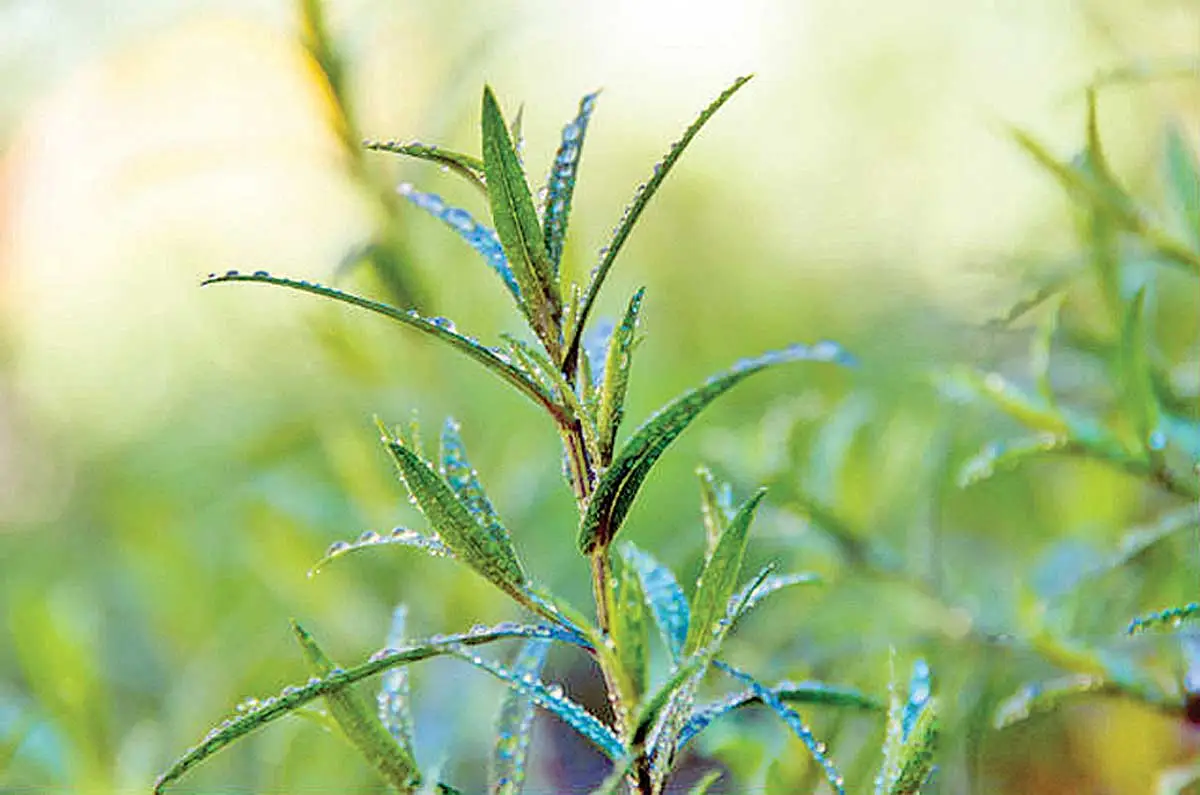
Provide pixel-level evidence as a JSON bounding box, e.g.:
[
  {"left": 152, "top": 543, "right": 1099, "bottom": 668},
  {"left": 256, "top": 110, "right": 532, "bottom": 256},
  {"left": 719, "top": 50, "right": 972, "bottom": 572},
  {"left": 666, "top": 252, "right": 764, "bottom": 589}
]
[
  {"left": 202, "top": 272, "right": 562, "bottom": 420},
  {"left": 447, "top": 644, "right": 624, "bottom": 761},
  {"left": 153, "top": 623, "right": 580, "bottom": 794},
  {"left": 596, "top": 288, "right": 645, "bottom": 466},
  {"left": 544, "top": 91, "right": 600, "bottom": 275},
  {"left": 291, "top": 621, "right": 421, "bottom": 793},
  {"left": 620, "top": 542, "right": 690, "bottom": 662},
  {"left": 578, "top": 341, "right": 853, "bottom": 554},
  {"left": 993, "top": 674, "right": 1110, "bottom": 729},
  {"left": 383, "top": 430, "right": 527, "bottom": 600},
  {"left": 379, "top": 606, "right": 416, "bottom": 755},
  {"left": 491, "top": 639, "right": 550, "bottom": 795},
  {"left": 683, "top": 490, "right": 766, "bottom": 656},
  {"left": 697, "top": 466, "right": 734, "bottom": 560},
  {"left": 677, "top": 679, "right": 883, "bottom": 751},
  {"left": 1163, "top": 124, "right": 1200, "bottom": 248},
  {"left": 481, "top": 86, "right": 562, "bottom": 355},
  {"left": 1128, "top": 603, "right": 1200, "bottom": 635},
  {"left": 439, "top": 418, "right": 518, "bottom": 558},
  {"left": 728, "top": 571, "right": 822, "bottom": 617},
  {"left": 309, "top": 526, "right": 454, "bottom": 576},
  {"left": 957, "top": 434, "right": 1071, "bottom": 488},
  {"left": 611, "top": 544, "right": 650, "bottom": 709},
  {"left": 564, "top": 75, "right": 753, "bottom": 376},
  {"left": 875, "top": 658, "right": 937, "bottom": 795},
  {"left": 363, "top": 139, "right": 488, "bottom": 194},
  {"left": 396, "top": 183, "right": 520, "bottom": 302},
  {"left": 716, "top": 662, "right": 845, "bottom": 795}
]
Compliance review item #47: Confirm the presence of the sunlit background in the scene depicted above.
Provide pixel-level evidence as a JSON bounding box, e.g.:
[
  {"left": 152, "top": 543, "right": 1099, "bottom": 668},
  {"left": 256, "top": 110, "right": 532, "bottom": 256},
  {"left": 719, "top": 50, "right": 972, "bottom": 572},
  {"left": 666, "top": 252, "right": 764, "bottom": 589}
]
[{"left": 1, "top": 1, "right": 1198, "bottom": 793}]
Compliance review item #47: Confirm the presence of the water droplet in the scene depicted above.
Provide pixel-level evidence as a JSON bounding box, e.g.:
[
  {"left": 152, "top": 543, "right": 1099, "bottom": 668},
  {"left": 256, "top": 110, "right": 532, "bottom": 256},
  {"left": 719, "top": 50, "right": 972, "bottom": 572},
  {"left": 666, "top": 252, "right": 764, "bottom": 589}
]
[
  {"left": 396, "top": 182, "right": 414, "bottom": 196},
  {"left": 1148, "top": 429, "right": 1167, "bottom": 451},
  {"left": 225, "top": 269, "right": 239, "bottom": 277},
  {"left": 357, "top": 530, "right": 381, "bottom": 545},
  {"left": 325, "top": 540, "right": 350, "bottom": 557},
  {"left": 547, "top": 683, "right": 565, "bottom": 699}
]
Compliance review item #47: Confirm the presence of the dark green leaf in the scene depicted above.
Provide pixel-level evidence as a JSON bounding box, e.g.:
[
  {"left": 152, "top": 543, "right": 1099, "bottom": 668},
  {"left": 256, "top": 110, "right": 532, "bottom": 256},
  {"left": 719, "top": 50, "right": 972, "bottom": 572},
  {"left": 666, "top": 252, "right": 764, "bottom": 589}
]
[
  {"left": 684, "top": 490, "right": 766, "bottom": 656},
  {"left": 202, "top": 271, "right": 563, "bottom": 421},
  {"left": 439, "top": 418, "right": 519, "bottom": 562},
  {"left": 491, "top": 639, "right": 551, "bottom": 795},
  {"left": 481, "top": 86, "right": 562, "bottom": 354},
  {"left": 292, "top": 622, "right": 421, "bottom": 793},
  {"left": 153, "top": 623, "right": 578, "bottom": 794},
  {"left": 578, "top": 341, "right": 853, "bottom": 553},
  {"left": 596, "top": 288, "right": 645, "bottom": 465},
  {"left": 544, "top": 91, "right": 600, "bottom": 275},
  {"left": 564, "top": 75, "right": 754, "bottom": 377},
  {"left": 363, "top": 139, "right": 488, "bottom": 194}
]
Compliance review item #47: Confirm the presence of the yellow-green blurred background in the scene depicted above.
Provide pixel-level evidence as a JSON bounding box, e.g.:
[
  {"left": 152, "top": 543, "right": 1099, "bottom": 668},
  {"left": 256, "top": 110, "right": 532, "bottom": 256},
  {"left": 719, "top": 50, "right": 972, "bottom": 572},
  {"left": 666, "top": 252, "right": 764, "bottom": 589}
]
[{"left": 1, "top": 1, "right": 1198, "bottom": 793}]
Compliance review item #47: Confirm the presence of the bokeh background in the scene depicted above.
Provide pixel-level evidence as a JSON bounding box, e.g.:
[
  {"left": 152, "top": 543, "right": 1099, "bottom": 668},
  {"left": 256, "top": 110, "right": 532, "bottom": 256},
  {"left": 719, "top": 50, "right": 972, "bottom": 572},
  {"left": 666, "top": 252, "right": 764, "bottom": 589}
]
[{"left": 1, "top": 1, "right": 1198, "bottom": 793}]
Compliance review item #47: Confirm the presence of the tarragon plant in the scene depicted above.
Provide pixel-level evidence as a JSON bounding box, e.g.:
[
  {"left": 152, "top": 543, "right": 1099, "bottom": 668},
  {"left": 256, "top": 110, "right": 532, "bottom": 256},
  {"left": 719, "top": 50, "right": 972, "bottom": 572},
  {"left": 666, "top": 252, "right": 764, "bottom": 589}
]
[{"left": 154, "top": 78, "right": 938, "bottom": 794}]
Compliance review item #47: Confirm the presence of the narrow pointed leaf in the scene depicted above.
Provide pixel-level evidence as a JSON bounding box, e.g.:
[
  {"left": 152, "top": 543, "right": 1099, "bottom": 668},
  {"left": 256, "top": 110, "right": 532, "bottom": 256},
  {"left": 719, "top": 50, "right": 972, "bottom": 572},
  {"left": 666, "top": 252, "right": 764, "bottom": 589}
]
[
  {"left": 481, "top": 86, "right": 562, "bottom": 354},
  {"left": 510, "top": 103, "right": 526, "bottom": 165},
  {"left": 611, "top": 545, "right": 650, "bottom": 708},
  {"left": 544, "top": 91, "right": 600, "bottom": 274},
  {"left": 439, "top": 418, "right": 519, "bottom": 559},
  {"left": 716, "top": 662, "right": 845, "bottom": 795},
  {"left": 1119, "top": 288, "right": 1162, "bottom": 451},
  {"left": 491, "top": 639, "right": 551, "bottom": 795},
  {"left": 957, "top": 434, "right": 1071, "bottom": 488},
  {"left": 447, "top": 644, "right": 624, "bottom": 760},
  {"left": 397, "top": 184, "right": 520, "bottom": 302},
  {"left": 202, "top": 271, "right": 563, "bottom": 421},
  {"left": 683, "top": 490, "right": 766, "bottom": 656},
  {"left": 379, "top": 606, "right": 417, "bottom": 754},
  {"left": 1030, "top": 294, "right": 1064, "bottom": 405},
  {"left": 1128, "top": 603, "right": 1200, "bottom": 635},
  {"left": 153, "top": 623, "right": 581, "bottom": 794},
  {"left": 565, "top": 75, "right": 754, "bottom": 376},
  {"left": 729, "top": 571, "right": 822, "bottom": 616},
  {"left": 876, "top": 658, "right": 937, "bottom": 795},
  {"left": 578, "top": 341, "right": 853, "bottom": 554},
  {"left": 384, "top": 432, "right": 527, "bottom": 597},
  {"left": 310, "top": 526, "right": 454, "bottom": 576},
  {"left": 687, "top": 771, "right": 724, "bottom": 795},
  {"left": 697, "top": 466, "right": 734, "bottom": 560},
  {"left": 596, "top": 288, "right": 645, "bottom": 464},
  {"left": 994, "top": 674, "right": 1110, "bottom": 729},
  {"left": 291, "top": 621, "right": 421, "bottom": 793},
  {"left": 363, "top": 139, "right": 488, "bottom": 194},
  {"left": 677, "top": 679, "right": 883, "bottom": 751},
  {"left": 620, "top": 542, "right": 690, "bottom": 662}
]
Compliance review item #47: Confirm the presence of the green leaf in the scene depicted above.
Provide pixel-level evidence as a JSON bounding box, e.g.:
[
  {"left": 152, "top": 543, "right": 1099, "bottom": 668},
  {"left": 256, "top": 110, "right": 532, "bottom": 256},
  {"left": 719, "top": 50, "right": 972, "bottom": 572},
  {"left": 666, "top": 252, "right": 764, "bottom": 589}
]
[
  {"left": 1163, "top": 124, "right": 1200, "bottom": 249},
  {"left": 578, "top": 341, "right": 853, "bottom": 554},
  {"left": 876, "top": 658, "right": 938, "bottom": 795},
  {"left": 1030, "top": 294, "right": 1064, "bottom": 405},
  {"left": 1128, "top": 603, "right": 1200, "bottom": 635},
  {"left": 202, "top": 271, "right": 564, "bottom": 422},
  {"left": 491, "top": 639, "right": 551, "bottom": 795},
  {"left": 596, "top": 288, "right": 645, "bottom": 464},
  {"left": 448, "top": 644, "right": 624, "bottom": 760},
  {"left": 564, "top": 75, "right": 753, "bottom": 377},
  {"left": 729, "top": 571, "right": 822, "bottom": 617},
  {"left": 383, "top": 430, "right": 527, "bottom": 599},
  {"left": 1118, "top": 288, "right": 1162, "bottom": 452},
  {"left": 309, "top": 526, "right": 453, "bottom": 576},
  {"left": 716, "top": 662, "right": 845, "bottom": 795},
  {"left": 481, "top": 86, "right": 562, "bottom": 355},
  {"left": 683, "top": 490, "right": 766, "bottom": 656},
  {"left": 611, "top": 545, "right": 651, "bottom": 709},
  {"left": 291, "top": 621, "right": 421, "bottom": 793},
  {"left": 697, "top": 466, "right": 734, "bottom": 560},
  {"left": 993, "top": 674, "right": 1111, "bottom": 729},
  {"left": 396, "top": 184, "right": 521, "bottom": 302},
  {"left": 620, "top": 542, "right": 690, "bottom": 662},
  {"left": 544, "top": 91, "right": 600, "bottom": 275},
  {"left": 363, "top": 139, "right": 488, "bottom": 195},
  {"left": 379, "top": 606, "right": 417, "bottom": 756},
  {"left": 153, "top": 623, "right": 578, "bottom": 794},
  {"left": 439, "top": 418, "right": 520, "bottom": 560},
  {"left": 687, "top": 771, "right": 724, "bottom": 795},
  {"left": 957, "top": 434, "right": 1071, "bottom": 488}
]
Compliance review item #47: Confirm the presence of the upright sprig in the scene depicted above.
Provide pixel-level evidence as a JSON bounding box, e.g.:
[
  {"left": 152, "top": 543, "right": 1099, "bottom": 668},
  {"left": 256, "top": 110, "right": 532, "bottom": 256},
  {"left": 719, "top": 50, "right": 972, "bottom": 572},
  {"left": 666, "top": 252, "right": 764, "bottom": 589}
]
[{"left": 161, "top": 77, "right": 882, "bottom": 795}]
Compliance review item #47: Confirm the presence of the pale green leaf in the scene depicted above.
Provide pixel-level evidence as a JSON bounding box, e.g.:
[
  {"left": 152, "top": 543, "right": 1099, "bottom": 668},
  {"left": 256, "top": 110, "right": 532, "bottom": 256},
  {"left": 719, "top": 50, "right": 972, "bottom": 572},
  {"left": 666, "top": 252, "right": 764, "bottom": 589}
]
[
  {"left": 620, "top": 542, "right": 690, "bottom": 662},
  {"left": 491, "top": 639, "right": 551, "bottom": 795},
  {"left": 544, "top": 91, "right": 600, "bottom": 275},
  {"left": 596, "top": 288, "right": 645, "bottom": 465},
  {"left": 611, "top": 545, "right": 651, "bottom": 709},
  {"left": 363, "top": 139, "right": 488, "bottom": 194}
]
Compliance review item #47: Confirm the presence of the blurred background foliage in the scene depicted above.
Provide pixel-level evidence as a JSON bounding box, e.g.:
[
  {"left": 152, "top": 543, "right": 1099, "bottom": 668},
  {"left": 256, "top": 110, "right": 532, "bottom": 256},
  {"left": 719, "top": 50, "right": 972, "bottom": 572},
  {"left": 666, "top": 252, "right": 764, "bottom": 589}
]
[{"left": 0, "top": 1, "right": 1198, "bottom": 793}]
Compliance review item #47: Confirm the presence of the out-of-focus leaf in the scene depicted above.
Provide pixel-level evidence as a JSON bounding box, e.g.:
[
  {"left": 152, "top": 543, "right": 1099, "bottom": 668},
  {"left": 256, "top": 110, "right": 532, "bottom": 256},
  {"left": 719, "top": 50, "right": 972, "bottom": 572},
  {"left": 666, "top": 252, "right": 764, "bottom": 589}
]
[
  {"left": 491, "top": 639, "right": 551, "bottom": 795},
  {"left": 291, "top": 621, "right": 421, "bottom": 793},
  {"left": 1163, "top": 124, "right": 1200, "bottom": 249},
  {"left": 397, "top": 184, "right": 520, "bottom": 302},
  {"left": 957, "top": 434, "right": 1070, "bottom": 488},
  {"left": 363, "top": 139, "right": 488, "bottom": 194},
  {"left": 1128, "top": 603, "right": 1200, "bottom": 635},
  {"left": 611, "top": 545, "right": 650, "bottom": 709},
  {"left": 683, "top": 490, "right": 766, "bottom": 656},
  {"left": 564, "top": 75, "right": 754, "bottom": 377},
  {"left": 728, "top": 571, "right": 822, "bottom": 617},
  {"left": 1030, "top": 294, "right": 1064, "bottom": 405},
  {"left": 544, "top": 91, "right": 600, "bottom": 274},
  {"left": 596, "top": 289, "right": 645, "bottom": 465},
  {"left": 1119, "top": 288, "right": 1162, "bottom": 451},
  {"left": 578, "top": 341, "right": 853, "bottom": 554},
  {"left": 153, "top": 623, "right": 580, "bottom": 794},
  {"left": 994, "top": 674, "right": 1110, "bottom": 729},
  {"left": 687, "top": 771, "right": 724, "bottom": 794},
  {"left": 481, "top": 86, "right": 562, "bottom": 355},
  {"left": 448, "top": 644, "right": 624, "bottom": 761},
  {"left": 620, "top": 542, "right": 690, "bottom": 662},
  {"left": 202, "top": 272, "right": 563, "bottom": 420},
  {"left": 697, "top": 466, "right": 734, "bottom": 560},
  {"left": 716, "top": 662, "right": 845, "bottom": 795},
  {"left": 377, "top": 606, "right": 417, "bottom": 758}
]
